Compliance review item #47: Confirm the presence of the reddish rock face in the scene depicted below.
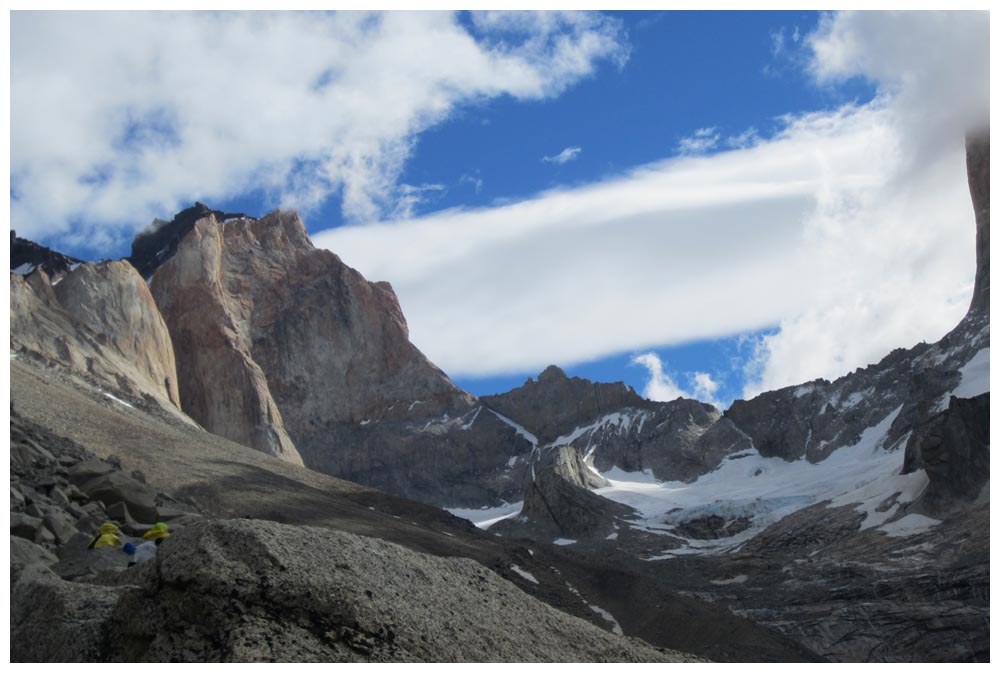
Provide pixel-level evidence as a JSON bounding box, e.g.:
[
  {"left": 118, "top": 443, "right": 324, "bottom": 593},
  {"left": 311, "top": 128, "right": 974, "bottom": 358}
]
[
  {"left": 149, "top": 209, "right": 474, "bottom": 468},
  {"left": 10, "top": 262, "right": 182, "bottom": 415}
]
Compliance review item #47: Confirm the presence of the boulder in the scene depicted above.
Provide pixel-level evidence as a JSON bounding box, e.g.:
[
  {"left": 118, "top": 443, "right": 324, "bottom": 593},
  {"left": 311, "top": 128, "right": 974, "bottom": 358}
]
[
  {"left": 67, "top": 459, "right": 117, "bottom": 486},
  {"left": 43, "top": 508, "right": 81, "bottom": 545},
  {"left": 11, "top": 564, "right": 132, "bottom": 662},
  {"left": 11, "top": 513, "right": 44, "bottom": 540},
  {"left": 10, "top": 536, "right": 59, "bottom": 582},
  {"left": 76, "top": 471, "right": 159, "bottom": 524}
]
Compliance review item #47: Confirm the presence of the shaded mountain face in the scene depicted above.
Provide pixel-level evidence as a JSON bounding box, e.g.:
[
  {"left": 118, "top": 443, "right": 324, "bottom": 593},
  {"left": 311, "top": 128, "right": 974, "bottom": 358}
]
[
  {"left": 482, "top": 365, "right": 647, "bottom": 444},
  {"left": 11, "top": 231, "right": 84, "bottom": 279}
]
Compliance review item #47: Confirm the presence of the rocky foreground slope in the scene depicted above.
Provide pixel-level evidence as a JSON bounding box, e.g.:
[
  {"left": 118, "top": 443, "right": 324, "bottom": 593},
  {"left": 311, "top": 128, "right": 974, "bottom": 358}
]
[{"left": 10, "top": 357, "right": 812, "bottom": 662}]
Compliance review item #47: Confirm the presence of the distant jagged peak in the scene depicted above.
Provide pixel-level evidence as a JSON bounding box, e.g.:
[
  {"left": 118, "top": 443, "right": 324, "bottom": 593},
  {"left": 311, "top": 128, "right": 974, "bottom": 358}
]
[{"left": 10, "top": 231, "right": 85, "bottom": 280}]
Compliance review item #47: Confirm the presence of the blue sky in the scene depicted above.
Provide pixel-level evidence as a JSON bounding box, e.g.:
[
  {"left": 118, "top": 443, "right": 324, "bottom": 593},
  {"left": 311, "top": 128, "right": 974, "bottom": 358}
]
[{"left": 10, "top": 11, "right": 987, "bottom": 408}]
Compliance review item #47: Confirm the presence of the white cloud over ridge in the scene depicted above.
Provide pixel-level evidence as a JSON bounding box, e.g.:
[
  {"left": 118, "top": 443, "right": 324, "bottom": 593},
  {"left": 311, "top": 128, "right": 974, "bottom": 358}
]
[
  {"left": 632, "top": 353, "right": 722, "bottom": 408},
  {"left": 316, "top": 11, "right": 986, "bottom": 402},
  {"left": 11, "top": 10, "right": 626, "bottom": 250}
]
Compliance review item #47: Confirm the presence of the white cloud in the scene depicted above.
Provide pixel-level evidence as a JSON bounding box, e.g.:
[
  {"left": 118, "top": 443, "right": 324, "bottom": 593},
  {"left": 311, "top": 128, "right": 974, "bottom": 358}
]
[
  {"left": 632, "top": 353, "right": 687, "bottom": 402},
  {"left": 10, "top": 10, "right": 626, "bottom": 249},
  {"left": 315, "top": 12, "right": 985, "bottom": 400},
  {"left": 677, "top": 127, "right": 720, "bottom": 154},
  {"left": 691, "top": 372, "right": 721, "bottom": 406},
  {"left": 631, "top": 353, "right": 723, "bottom": 408},
  {"left": 542, "top": 146, "right": 583, "bottom": 165}
]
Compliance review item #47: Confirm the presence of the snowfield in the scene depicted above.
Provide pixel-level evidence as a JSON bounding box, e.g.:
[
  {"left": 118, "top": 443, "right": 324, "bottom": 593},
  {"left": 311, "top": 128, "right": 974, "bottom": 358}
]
[{"left": 594, "top": 405, "right": 943, "bottom": 557}]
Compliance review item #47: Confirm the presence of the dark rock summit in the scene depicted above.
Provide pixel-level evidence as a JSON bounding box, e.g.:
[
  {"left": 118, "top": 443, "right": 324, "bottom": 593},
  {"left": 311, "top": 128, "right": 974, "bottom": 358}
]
[
  {"left": 483, "top": 365, "right": 646, "bottom": 444},
  {"left": 128, "top": 201, "right": 248, "bottom": 280},
  {"left": 11, "top": 231, "right": 84, "bottom": 279}
]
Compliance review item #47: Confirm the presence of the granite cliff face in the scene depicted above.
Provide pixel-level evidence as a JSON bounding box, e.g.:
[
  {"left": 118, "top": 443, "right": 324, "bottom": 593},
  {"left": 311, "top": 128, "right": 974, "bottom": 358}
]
[
  {"left": 146, "top": 208, "right": 536, "bottom": 504},
  {"left": 10, "top": 261, "right": 182, "bottom": 416}
]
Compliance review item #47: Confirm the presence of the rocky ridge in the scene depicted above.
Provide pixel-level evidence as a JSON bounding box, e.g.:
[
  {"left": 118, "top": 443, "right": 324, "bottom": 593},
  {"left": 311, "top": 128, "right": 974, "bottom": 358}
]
[{"left": 11, "top": 230, "right": 84, "bottom": 279}]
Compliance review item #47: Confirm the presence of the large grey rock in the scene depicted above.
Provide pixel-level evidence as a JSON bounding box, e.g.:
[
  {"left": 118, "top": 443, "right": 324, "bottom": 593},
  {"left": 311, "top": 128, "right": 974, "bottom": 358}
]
[
  {"left": 11, "top": 564, "right": 132, "bottom": 662},
  {"left": 10, "top": 535, "right": 59, "bottom": 582},
  {"left": 42, "top": 508, "right": 79, "bottom": 545},
  {"left": 13, "top": 519, "right": 697, "bottom": 662},
  {"left": 11, "top": 513, "right": 44, "bottom": 540},
  {"left": 77, "top": 471, "right": 160, "bottom": 524}
]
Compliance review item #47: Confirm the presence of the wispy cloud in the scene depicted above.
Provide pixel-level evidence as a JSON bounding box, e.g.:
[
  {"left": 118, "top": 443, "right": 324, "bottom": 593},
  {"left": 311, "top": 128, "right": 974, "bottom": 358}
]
[
  {"left": 726, "top": 127, "right": 760, "bottom": 149},
  {"left": 542, "top": 146, "right": 582, "bottom": 165},
  {"left": 460, "top": 172, "right": 484, "bottom": 194},
  {"left": 677, "top": 127, "right": 719, "bottom": 155},
  {"left": 316, "top": 12, "right": 986, "bottom": 399},
  {"left": 11, "top": 11, "right": 627, "bottom": 249}
]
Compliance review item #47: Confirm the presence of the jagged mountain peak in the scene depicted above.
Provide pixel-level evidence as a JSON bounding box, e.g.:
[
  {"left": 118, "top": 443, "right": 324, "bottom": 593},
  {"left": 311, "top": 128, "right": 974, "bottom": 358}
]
[
  {"left": 128, "top": 202, "right": 251, "bottom": 280},
  {"left": 10, "top": 231, "right": 85, "bottom": 280}
]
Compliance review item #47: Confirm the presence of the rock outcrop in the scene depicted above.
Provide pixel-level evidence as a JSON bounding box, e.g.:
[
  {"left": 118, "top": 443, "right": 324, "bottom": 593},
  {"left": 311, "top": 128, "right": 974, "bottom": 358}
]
[
  {"left": 965, "top": 129, "right": 989, "bottom": 316},
  {"left": 11, "top": 519, "right": 698, "bottom": 663},
  {"left": 10, "top": 261, "right": 182, "bottom": 414},
  {"left": 903, "top": 392, "right": 989, "bottom": 515},
  {"left": 495, "top": 445, "right": 635, "bottom": 541}
]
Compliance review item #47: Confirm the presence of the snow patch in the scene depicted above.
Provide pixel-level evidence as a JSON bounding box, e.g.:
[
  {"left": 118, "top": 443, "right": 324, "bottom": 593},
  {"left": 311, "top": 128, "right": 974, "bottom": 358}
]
[
  {"left": 102, "top": 392, "right": 135, "bottom": 409},
  {"left": 510, "top": 565, "right": 539, "bottom": 584},
  {"left": 445, "top": 501, "right": 522, "bottom": 529},
  {"left": 460, "top": 406, "right": 482, "bottom": 430},
  {"left": 564, "top": 583, "right": 623, "bottom": 635},
  {"left": 359, "top": 419, "right": 371, "bottom": 426},
  {"left": 879, "top": 513, "right": 941, "bottom": 537},
  {"left": 408, "top": 400, "right": 424, "bottom": 411},
  {"left": 12, "top": 263, "right": 35, "bottom": 275},
  {"left": 587, "top": 604, "right": 623, "bottom": 636},
  {"left": 488, "top": 409, "right": 539, "bottom": 446},
  {"left": 950, "top": 347, "right": 989, "bottom": 399},
  {"left": 552, "top": 538, "right": 576, "bottom": 546},
  {"left": 710, "top": 574, "right": 748, "bottom": 585}
]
